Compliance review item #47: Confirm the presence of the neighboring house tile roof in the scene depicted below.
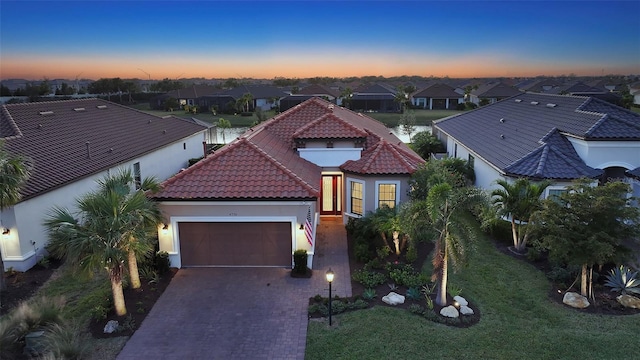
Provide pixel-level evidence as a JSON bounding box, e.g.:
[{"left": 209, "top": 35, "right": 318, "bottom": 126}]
[
  {"left": 297, "top": 84, "right": 340, "bottom": 98},
  {"left": 559, "top": 82, "right": 606, "bottom": 94},
  {"left": 471, "top": 82, "right": 522, "bottom": 98},
  {"left": 434, "top": 92, "right": 640, "bottom": 180},
  {"left": 413, "top": 83, "right": 460, "bottom": 98},
  {"left": 354, "top": 83, "right": 397, "bottom": 95},
  {"left": 0, "top": 98, "right": 207, "bottom": 200},
  {"left": 153, "top": 97, "right": 424, "bottom": 201},
  {"left": 164, "top": 85, "right": 222, "bottom": 99},
  {"left": 221, "top": 85, "right": 288, "bottom": 99}
]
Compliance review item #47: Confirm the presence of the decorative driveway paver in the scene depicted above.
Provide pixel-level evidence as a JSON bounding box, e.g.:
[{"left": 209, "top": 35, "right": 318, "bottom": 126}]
[{"left": 117, "top": 217, "right": 350, "bottom": 360}]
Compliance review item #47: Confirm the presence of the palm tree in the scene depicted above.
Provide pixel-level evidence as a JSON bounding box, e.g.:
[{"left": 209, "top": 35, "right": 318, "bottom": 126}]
[
  {"left": 370, "top": 205, "right": 406, "bottom": 256},
  {"left": 0, "top": 141, "right": 31, "bottom": 291},
  {"left": 217, "top": 118, "right": 231, "bottom": 143},
  {"left": 45, "top": 191, "right": 131, "bottom": 315},
  {"left": 425, "top": 183, "right": 485, "bottom": 306},
  {"left": 45, "top": 172, "right": 163, "bottom": 315},
  {"left": 491, "top": 178, "right": 551, "bottom": 253},
  {"left": 96, "top": 171, "right": 163, "bottom": 289}
]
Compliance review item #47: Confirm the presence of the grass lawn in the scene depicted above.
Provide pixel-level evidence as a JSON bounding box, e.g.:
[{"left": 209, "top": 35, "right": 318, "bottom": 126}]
[
  {"left": 305, "top": 229, "right": 640, "bottom": 359},
  {"left": 367, "top": 109, "right": 462, "bottom": 127},
  {"left": 631, "top": 106, "right": 640, "bottom": 114}
]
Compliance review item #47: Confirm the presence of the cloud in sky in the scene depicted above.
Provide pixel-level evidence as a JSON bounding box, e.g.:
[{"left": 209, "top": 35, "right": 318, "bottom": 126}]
[{"left": 1, "top": 1, "right": 638, "bottom": 80}]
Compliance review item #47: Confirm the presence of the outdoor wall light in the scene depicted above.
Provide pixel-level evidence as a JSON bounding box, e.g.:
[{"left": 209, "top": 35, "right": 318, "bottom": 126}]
[
  {"left": 162, "top": 223, "right": 169, "bottom": 231},
  {"left": 1, "top": 228, "right": 9, "bottom": 236},
  {"left": 299, "top": 224, "right": 304, "bottom": 230},
  {"left": 326, "top": 268, "right": 335, "bottom": 326}
]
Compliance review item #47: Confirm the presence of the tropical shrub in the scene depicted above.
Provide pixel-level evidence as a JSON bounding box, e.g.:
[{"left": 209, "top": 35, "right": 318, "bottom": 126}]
[
  {"left": 406, "top": 287, "right": 422, "bottom": 300},
  {"left": 604, "top": 265, "right": 640, "bottom": 295},
  {"left": 351, "top": 269, "right": 387, "bottom": 288}
]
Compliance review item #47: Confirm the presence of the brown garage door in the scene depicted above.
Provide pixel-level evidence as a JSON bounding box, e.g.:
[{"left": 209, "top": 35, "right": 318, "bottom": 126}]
[{"left": 178, "top": 222, "right": 292, "bottom": 267}]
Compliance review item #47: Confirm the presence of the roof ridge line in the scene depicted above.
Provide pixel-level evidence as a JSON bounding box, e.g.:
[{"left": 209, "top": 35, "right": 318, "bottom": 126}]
[
  {"left": 385, "top": 142, "right": 416, "bottom": 173},
  {"left": 245, "top": 140, "right": 319, "bottom": 195},
  {"left": 361, "top": 140, "right": 385, "bottom": 172},
  {"left": 1, "top": 105, "right": 24, "bottom": 140}
]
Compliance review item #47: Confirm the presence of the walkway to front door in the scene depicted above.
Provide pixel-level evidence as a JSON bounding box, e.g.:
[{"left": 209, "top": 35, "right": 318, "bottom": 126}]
[{"left": 116, "top": 217, "right": 351, "bottom": 360}]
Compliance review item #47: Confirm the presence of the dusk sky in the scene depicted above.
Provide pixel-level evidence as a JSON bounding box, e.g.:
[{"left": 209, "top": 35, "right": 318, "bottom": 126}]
[{"left": 1, "top": 1, "right": 639, "bottom": 80}]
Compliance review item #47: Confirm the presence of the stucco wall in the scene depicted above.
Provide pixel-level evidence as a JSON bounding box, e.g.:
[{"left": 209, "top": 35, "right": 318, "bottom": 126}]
[
  {"left": 343, "top": 174, "right": 412, "bottom": 221},
  {"left": 1, "top": 132, "right": 206, "bottom": 271}
]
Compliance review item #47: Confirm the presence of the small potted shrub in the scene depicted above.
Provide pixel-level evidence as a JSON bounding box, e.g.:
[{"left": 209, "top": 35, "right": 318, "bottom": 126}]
[{"left": 292, "top": 249, "right": 312, "bottom": 278}]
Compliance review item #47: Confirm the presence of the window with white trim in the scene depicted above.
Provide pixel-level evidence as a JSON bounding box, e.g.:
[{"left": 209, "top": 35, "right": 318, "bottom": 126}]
[
  {"left": 545, "top": 186, "right": 566, "bottom": 203},
  {"left": 347, "top": 179, "right": 364, "bottom": 216},
  {"left": 375, "top": 181, "right": 401, "bottom": 209}
]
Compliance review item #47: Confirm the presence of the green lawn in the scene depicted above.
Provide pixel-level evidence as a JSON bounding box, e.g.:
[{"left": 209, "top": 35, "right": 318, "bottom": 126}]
[
  {"left": 367, "top": 109, "right": 462, "bottom": 127},
  {"left": 631, "top": 107, "right": 640, "bottom": 114},
  {"left": 305, "top": 229, "right": 640, "bottom": 360}
]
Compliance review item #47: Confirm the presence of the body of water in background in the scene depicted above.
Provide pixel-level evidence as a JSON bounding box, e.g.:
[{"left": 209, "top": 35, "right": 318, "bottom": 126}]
[{"left": 216, "top": 125, "right": 432, "bottom": 144}]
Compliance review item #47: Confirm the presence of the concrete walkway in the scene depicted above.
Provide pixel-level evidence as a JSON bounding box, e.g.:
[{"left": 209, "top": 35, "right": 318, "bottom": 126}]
[{"left": 117, "top": 216, "right": 351, "bottom": 360}]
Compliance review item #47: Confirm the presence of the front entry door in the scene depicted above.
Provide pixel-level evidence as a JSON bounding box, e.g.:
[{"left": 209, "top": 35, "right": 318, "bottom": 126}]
[{"left": 321, "top": 175, "right": 342, "bottom": 215}]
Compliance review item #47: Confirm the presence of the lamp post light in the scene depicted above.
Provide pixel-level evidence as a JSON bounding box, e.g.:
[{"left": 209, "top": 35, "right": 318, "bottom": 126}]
[{"left": 325, "top": 268, "right": 334, "bottom": 326}]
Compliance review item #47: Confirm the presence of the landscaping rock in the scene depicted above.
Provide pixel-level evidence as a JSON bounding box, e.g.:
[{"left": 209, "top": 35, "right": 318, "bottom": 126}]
[
  {"left": 453, "top": 295, "right": 468, "bottom": 306},
  {"left": 460, "top": 305, "right": 474, "bottom": 315},
  {"left": 440, "top": 305, "right": 459, "bottom": 318},
  {"left": 382, "top": 292, "right": 405, "bottom": 305},
  {"left": 562, "top": 292, "right": 590, "bottom": 309},
  {"left": 617, "top": 294, "right": 640, "bottom": 309},
  {"left": 104, "top": 320, "right": 119, "bottom": 334}
]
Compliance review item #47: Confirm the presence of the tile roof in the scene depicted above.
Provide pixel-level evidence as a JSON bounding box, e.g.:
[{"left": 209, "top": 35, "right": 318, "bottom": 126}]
[
  {"left": 1, "top": 98, "right": 207, "bottom": 200},
  {"left": 221, "top": 85, "right": 288, "bottom": 99},
  {"left": 434, "top": 92, "right": 640, "bottom": 180},
  {"left": 471, "top": 82, "right": 522, "bottom": 98},
  {"left": 413, "top": 83, "right": 461, "bottom": 98},
  {"left": 164, "top": 85, "right": 222, "bottom": 99},
  {"left": 627, "top": 166, "right": 640, "bottom": 179},
  {"left": 341, "top": 138, "right": 424, "bottom": 175},
  {"left": 293, "top": 113, "right": 368, "bottom": 139},
  {"left": 297, "top": 84, "right": 340, "bottom": 98},
  {"left": 154, "top": 97, "right": 424, "bottom": 201}
]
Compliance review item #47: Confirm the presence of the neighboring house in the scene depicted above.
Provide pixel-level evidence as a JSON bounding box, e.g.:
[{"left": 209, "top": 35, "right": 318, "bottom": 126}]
[
  {"left": 411, "top": 83, "right": 463, "bottom": 110},
  {"left": 469, "top": 82, "right": 522, "bottom": 105},
  {"left": 629, "top": 82, "right": 640, "bottom": 106},
  {"left": 150, "top": 85, "right": 222, "bottom": 110},
  {"left": 151, "top": 97, "right": 425, "bottom": 269},
  {"left": 519, "top": 79, "right": 562, "bottom": 93},
  {"left": 433, "top": 92, "right": 640, "bottom": 200},
  {"left": 296, "top": 84, "right": 342, "bottom": 105},
  {"left": 0, "top": 98, "right": 207, "bottom": 271},
  {"left": 221, "top": 85, "right": 288, "bottom": 111},
  {"left": 349, "top": 83, "right": 400, "bottom": 113},
  {"left": 279, "top": 95, "right": 316, "bottom": 112}
]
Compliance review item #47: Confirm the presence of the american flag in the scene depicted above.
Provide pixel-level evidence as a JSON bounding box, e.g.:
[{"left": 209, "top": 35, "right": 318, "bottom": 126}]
[{"left": 305, "top": 206, "right": 313, "bottom": 246}]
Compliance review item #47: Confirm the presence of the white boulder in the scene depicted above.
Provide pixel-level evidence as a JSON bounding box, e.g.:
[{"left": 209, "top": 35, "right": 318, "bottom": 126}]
[
  {"left": 562, "top": 292, "right": 590, "bottom": 309},
  {"left": 382, "top": 292, "right": 405, "bottom": 305},
  {"left": 440, "top": 305, "right": 459, "bottom": 318},
  {"left": 453, "top": 295, "right": 468, "bottom": 306},
  {"left": 460, "top": 305, "right": 474, "bottom": 315},
  {"left": 103, "top": 320, "right": 119, "bottom": 334}
]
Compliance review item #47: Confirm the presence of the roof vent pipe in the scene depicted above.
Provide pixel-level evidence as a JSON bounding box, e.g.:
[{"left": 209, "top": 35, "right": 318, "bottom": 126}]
[{"left": 85, "top": 141, "right": 91, "bottom": 159}]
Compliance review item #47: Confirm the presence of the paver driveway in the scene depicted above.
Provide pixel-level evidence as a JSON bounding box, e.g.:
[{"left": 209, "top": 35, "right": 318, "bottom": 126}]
[
  {"left": 117, "top": 268, "right": 310, "bottom": 359},
  {"left": 117, "top": 218, "right": 351, "bottom": 360}
]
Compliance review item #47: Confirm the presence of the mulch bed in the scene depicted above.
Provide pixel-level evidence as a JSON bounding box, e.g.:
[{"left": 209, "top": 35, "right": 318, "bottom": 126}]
[
  {"left": 88, "top": 268, "right": 177, "bottom": 338},
  {"left": 1, "top": 258, "right": 64, "bottom": 316},
  {"left": 1, "top": 262, "right": 177, "bottom": 337},
  {"left": 312, "top": 232, "right": 482, "bottom": 328}
]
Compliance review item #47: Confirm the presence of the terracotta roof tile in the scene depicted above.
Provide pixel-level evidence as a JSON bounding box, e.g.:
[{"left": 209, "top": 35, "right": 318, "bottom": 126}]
[
  {"left": 341, "top": 139, "right": 424, "bottom": 175},
  {"left": 293, "top": 113, "right": 368, "bottom": 139},
  {"left": 154, "top": 97, "right": 424, "bottom": 200}
]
